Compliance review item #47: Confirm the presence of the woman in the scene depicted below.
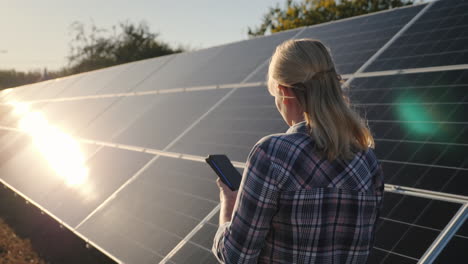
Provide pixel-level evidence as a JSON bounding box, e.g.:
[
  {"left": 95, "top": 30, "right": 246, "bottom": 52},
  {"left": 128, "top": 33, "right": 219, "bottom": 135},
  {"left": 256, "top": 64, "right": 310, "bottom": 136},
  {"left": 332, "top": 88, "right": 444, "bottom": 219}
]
[{"left": 213, "top": 39, "right": 384, "bottom": 264}]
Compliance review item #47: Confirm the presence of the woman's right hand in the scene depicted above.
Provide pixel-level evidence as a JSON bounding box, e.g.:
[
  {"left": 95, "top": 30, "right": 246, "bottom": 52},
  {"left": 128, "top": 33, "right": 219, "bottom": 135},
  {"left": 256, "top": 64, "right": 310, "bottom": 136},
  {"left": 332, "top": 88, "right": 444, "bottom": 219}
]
[{"left": 216, "top": 178, "right": 238, "bottom": 224}]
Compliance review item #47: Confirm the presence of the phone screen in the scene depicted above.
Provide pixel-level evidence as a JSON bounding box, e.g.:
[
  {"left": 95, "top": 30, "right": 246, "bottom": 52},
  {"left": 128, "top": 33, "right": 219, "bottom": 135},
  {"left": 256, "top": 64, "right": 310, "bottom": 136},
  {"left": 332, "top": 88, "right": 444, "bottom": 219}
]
[{"left": 206, "top": 154, "right": 242, "bottom": 191}]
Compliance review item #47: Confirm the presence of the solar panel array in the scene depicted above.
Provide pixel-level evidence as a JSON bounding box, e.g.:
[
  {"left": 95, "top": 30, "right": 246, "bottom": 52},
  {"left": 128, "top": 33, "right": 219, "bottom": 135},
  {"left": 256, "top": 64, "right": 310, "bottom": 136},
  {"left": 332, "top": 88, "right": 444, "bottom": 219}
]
[{"left": 0, "top": 0, "right": 467, "bottom": 263}]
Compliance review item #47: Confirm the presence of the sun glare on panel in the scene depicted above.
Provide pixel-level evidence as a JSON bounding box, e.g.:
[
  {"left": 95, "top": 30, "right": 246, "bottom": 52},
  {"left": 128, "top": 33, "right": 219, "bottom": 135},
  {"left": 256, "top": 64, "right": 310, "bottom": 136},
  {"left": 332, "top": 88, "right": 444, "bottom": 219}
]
[{"left": 10, "top": 101, "right": 89, "bottom": 187}]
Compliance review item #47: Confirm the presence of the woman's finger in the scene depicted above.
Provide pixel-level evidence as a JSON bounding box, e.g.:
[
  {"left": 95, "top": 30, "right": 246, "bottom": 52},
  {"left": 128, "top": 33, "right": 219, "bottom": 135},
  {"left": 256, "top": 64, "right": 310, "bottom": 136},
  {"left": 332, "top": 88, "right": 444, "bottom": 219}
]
[
  {"left": 216, "top": 178, "right": 229, "bottom": 190},
  {"left": 216, "top": 178, "right": 223, "bottom": 188}
]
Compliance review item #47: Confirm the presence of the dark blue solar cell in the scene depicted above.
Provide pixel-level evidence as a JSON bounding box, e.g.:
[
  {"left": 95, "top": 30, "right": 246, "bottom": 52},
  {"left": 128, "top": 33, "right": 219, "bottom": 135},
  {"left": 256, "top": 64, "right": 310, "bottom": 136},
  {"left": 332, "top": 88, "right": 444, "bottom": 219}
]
[
  {"left": 248, "top": 4, "right": 425, "bottom": 82},
  {"left": 169, "top": 86, "right": 288, "bottom": 162},
  {"left": 366, "top": 0, "right": 468, "bottom": 71},
  {"left": 350, "top": 70, "right": 468, "bottom": 195},
  {"left": 77, "top": 157, "right": 220, "bottom": 263}
]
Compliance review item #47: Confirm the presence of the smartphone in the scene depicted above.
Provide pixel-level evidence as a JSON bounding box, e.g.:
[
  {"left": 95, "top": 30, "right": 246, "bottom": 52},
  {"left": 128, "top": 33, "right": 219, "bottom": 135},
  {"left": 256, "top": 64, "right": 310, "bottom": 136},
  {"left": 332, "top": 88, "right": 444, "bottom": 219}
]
[{"left": 205, "top": 154, "right": 242, "bottom": 191}]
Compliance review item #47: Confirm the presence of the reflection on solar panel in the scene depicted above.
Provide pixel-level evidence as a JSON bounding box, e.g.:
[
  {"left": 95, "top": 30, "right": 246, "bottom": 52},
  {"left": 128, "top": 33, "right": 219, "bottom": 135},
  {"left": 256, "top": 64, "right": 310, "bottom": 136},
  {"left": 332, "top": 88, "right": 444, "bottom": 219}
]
[{"left": 0, "top": 0, "right": 467, "bottom": 263}]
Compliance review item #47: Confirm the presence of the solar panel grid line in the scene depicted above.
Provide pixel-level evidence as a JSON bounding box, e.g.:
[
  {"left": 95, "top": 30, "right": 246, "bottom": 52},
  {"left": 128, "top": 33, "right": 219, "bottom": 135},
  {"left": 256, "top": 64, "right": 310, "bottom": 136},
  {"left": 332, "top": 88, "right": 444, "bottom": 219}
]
[
  {"left": 368, "top": 120, "right": 468, "bottom": 125},
  {"left": 379, "top": 200, "right": 450, "bottom": 262},
  {"left": 73, "top": 31, "right": 282, "bottom": 259},
  {"left": 158, "top": 25, "right": 310, "bottom": 263},
  {"left": 185, "top": 239, "right": 213, "bottom": 253},
  {"left": 79, "top": 88, "right": 231, "bottom": 162},
  {"left": 23, "top": 75, "right": 85, "bottom": 102},
  {"left": 306, "top": 0, "right": 428, "bottom": 32},
  {"left": 384, "top": 185, "right": 468, "bottom": 205},
  {"left": 380, "top": 105, "right": 468, "bottom": 189},
  {"left": 348, "top": 83, "right": 466, "bottom": 93},
  {"left": 354, "top": 63, "right": 468, "bottom": 78},
  {"left": 0, "top": 178, "right": 121, "bottom": 263},
  {"left": 9, "top": 60, "right": 468, "bottom": 105},
  {"left": 61, "top": 55, "right": 173, "bottom": 99},
  {"left": 78, "top": 96, "right": 166, "bottom": 163},
  {"left": 453, "top": 233, "right": 468, "bottom": 240},
  {"left": 2, "top": 54, "right": 175, "bottom": 106},
  {"left": 380, "top": 159, "right": 467, "bottom": 171},
  {"left": 366, "top": 0, "right": 468, "bottom": 71},
  {"left": 379, "top": 217, "right": 445, "bottom": 233},
  {"left": 376, "top": 138, "right": 468, "bottom": 148},
  {"left": 68, "top": 137, "right": 468, "bottom": 195},
  {"left": 343, "top": 1, "right": 434, "bottom": 86},
  {"left": 373, "top": 246, "right": 420, "bottom": 261},
  {"left": 370, "top": 83, "right": 466, "bottom": 148},
  {"left": 118, "top": 196, "right": 217, "bottom": 247},
  {"left": 382, "top": 40, "right": 468, "bottom": 60},
  {"left": 65, "top": 63, "right": 133, "bottom": 98},
  {"left": 88, "top": 193, "right": 215, "bottom": 260},
  {"left": 104, "top": 215, "right": 173, "bottom": 263},
  {"left": 0, "top": 124, "right": 466, "bottom": 205},
  {"left": 159, "top": 204, "right": 220, "bottom": 264},
  {"left": 355, "top": 102, "right": 468, "bottom": 106},
  {"left": 108, "top": 54, "right": 177, "bottom": 95},
  {"left": 0, "top": 58, "right": 181, "bottom": 175},
  {"left": 0, "top": 82, "right": 48, "bottom": 102},
  {"left": 418, "top": 204, "right": 468, "bottom": 264},
  {"left": 7, "top": 59, "right": 458, "bottom": 107},
  {"left": 70, "top": 64, "right": 222, "bottom": 166},
  {"left": 12, "top": 81, "right": 254, "bottom": 104},
  {"left": 74, "top": 153, "right": 160, "bottom": 231},
  {"left": 159, "top": 185, "right": 218, "bottom": 205}
]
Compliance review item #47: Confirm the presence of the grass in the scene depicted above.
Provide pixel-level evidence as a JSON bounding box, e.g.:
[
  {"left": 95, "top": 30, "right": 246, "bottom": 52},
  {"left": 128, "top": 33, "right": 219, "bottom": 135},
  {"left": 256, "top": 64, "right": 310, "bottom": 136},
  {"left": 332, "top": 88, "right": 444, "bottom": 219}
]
[{"left": 0, "top": 217, "right": 46, "bottom": 264}]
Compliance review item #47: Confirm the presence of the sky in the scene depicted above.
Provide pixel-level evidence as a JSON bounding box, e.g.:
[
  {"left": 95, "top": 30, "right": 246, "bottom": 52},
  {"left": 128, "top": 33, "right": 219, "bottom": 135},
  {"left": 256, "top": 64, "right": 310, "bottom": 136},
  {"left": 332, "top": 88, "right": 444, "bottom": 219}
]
[{"left": 0, "top": 0, "right": 283, "bottom": 72}]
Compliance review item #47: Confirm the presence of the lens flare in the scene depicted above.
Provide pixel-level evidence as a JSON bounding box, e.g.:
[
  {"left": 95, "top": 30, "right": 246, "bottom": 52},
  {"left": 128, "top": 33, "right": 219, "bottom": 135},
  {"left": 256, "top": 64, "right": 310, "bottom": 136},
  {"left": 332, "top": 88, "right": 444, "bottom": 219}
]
[
  {"left": 395, "top": 94, "right": 437, "bottom": 136},
  {"left": 10, "top": 101, "right": 89, "bottom": 186}
]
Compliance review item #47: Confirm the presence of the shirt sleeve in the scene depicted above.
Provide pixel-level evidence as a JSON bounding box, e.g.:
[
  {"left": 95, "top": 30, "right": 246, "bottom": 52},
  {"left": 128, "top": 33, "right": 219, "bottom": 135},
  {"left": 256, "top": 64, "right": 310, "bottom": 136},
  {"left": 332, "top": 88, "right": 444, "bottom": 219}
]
[{"left": 212, "top": 141, "right": 280, "bottom": 264}]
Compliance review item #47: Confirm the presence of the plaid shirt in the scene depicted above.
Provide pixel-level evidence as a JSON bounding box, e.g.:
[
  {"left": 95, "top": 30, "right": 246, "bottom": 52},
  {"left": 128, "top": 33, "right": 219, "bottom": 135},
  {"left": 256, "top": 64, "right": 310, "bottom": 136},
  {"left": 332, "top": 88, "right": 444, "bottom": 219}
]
[{"left": 213, "top": 121, "right": 384, "bottom": 264}]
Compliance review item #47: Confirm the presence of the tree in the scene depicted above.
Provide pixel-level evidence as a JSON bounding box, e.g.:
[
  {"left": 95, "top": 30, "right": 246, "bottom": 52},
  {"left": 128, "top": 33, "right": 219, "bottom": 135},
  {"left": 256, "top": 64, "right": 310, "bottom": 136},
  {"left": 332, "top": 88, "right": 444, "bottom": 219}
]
[
  {"left": 248, "top": 0, "right": 414, "bottom": 37},
  {"left": 0, "top": 70, "right": 42, "bottom": 90},
  {"left": 67, "top": 21, "right": 184, "bottom": 74},
  {"left": 0, "top": 21, "right": 184, "bottom": 90}
]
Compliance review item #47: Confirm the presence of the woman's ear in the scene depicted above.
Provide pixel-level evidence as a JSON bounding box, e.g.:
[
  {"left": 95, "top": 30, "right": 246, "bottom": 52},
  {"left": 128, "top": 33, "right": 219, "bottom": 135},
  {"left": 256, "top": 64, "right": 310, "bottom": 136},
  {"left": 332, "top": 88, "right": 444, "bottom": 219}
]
[{"left": 278, "top": 85, "right": 295, "bottom": 104}]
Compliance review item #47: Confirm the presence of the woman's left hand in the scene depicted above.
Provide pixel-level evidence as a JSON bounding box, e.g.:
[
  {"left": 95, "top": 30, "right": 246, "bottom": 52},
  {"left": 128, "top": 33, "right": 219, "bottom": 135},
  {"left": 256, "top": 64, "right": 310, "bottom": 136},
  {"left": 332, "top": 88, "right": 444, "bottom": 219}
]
[{"left": 216, "top": 178, "right": 238, "bottom": 224}]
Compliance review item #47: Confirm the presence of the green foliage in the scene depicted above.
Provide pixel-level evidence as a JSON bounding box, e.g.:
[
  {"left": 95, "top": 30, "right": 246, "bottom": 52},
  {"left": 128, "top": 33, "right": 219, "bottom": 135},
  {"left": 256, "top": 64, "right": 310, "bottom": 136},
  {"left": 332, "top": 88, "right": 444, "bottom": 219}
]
[
  {"left": 0, "top": 70, "right": 42, "bottom": 90},
  {"left": 248, "top": 0, "right": 414, "bottom": 37},
  {"left": 67, "top": 21, "right": 184, "bottom": 74}
]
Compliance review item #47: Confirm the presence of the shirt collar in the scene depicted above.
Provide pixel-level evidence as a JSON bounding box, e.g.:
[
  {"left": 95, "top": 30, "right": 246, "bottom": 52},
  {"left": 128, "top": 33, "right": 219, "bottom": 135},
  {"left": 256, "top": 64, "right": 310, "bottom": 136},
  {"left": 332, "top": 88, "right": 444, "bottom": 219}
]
[{"left": 286, "top": 121, "right": 309, "bottom": 134}]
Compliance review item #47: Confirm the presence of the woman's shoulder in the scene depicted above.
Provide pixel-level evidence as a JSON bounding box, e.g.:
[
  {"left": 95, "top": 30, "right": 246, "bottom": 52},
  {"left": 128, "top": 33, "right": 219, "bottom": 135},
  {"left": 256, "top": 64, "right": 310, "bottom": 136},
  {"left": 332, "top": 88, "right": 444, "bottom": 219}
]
[{"left": 253, "top": 132, "right": 315, "bottom": 156}]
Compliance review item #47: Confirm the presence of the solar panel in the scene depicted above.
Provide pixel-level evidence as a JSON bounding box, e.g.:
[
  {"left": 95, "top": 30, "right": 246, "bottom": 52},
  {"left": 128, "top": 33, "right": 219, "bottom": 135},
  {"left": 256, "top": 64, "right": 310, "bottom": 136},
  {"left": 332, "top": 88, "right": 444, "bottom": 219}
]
[
  {"left": 131, "top": 46, "right": 223, "bottom": 92},
  {"left": 366, "top": 0, "right": 468, "bottom": 71},
  {"left": 167, "top": 213, "right": 220, "bottom": 263},
  {"left": 0, "top": 81, "right": 49, "bottom": 102},
  {"left": 434, "top": 221, "right": 468, "bottom": 263},
  {"left": 80, "top": 95, "right": 159, "bottom": 141},
  {"left": 348, "top": 70, "right": 468, "bottom": 197},
  {"left": 95, "top": 56, "right": 175, "bottom": 95},
  {"left": 0, "top": 1, "right": 467, "bottom": 263},
  {"left": 169, "top": 85, "right": 287, "bottom": 162},
  {"left": 77, "top": 157, "right": 220, "bottom": 263},
  {"left": 56, "top": 63, "right": 133, "bottom": 98},
  {"left": 248, "top": 4, "right": 424, "bottom": 83},
  {"left": 38, "top": 97, "right": 119, "bottom": 135},
  {"left": 371, "top": 193, "right": 460, "bottom": 263},
  {"left": 134, "top": 29, "right": 300, "bottom": 92},
  {"left": 27, "top": 74, "right": 84, "bottom": 101},
  {"left": 113, "top": 89, "right": 231, "bottom": 150}
]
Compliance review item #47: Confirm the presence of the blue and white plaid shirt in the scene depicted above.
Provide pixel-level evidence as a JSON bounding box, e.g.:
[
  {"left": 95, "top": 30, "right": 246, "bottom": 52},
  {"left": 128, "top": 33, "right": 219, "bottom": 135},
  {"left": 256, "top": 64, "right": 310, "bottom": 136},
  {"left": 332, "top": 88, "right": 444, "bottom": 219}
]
[{"left": 213, "top": 121, "right": 384, "bottom": 264}]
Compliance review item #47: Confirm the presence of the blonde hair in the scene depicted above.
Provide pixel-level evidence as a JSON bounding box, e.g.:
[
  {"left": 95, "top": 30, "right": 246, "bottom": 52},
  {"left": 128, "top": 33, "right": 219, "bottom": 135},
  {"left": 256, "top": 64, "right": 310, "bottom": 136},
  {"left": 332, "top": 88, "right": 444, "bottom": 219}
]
[{"left": 267, "top": 38, "right": 374, "bottom": 160}]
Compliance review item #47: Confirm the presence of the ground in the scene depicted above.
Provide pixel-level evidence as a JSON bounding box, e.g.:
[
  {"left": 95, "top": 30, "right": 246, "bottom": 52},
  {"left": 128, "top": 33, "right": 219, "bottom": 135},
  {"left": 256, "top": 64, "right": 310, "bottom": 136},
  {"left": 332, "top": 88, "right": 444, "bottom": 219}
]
[{"left": 0, "top": 218, "right": 46, "bottom": 264}]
